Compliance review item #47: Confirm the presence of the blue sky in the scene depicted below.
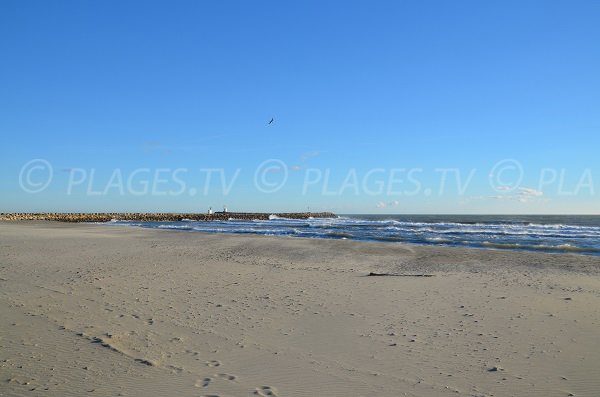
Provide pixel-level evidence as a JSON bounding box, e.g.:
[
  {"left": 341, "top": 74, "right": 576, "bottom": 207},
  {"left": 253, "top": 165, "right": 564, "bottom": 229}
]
[{"left": 1, "top": 0, "right": 599, "bottom": 214}]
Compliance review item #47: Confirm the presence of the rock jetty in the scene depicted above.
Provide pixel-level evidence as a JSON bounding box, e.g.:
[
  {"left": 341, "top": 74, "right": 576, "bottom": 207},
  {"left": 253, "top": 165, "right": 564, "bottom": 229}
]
[{"left": 0, "top": 212, "right": 336, "bottom": 223}]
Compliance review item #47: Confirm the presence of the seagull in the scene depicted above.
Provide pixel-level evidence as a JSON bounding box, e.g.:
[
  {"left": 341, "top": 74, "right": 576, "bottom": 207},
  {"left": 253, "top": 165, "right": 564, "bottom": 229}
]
[{"left": 268, "top": 117, "right": 274, "bottom": 125}]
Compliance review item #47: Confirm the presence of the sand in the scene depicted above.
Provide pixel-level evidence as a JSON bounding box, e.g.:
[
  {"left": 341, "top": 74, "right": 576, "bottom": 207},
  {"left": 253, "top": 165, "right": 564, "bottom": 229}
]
[{"left": 1, "top": 222, "right": 600, "bottom": 397}]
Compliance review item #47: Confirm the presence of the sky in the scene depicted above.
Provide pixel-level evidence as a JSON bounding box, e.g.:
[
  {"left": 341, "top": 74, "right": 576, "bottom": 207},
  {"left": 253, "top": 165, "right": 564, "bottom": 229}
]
[{"left": 1, "top": 0, "right": 599, "bottom": 214}]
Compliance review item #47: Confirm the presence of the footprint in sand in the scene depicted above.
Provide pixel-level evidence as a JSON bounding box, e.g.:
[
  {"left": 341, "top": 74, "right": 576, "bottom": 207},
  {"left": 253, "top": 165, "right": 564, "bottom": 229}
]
[
  {"left": 254, "top": 385, "right": 278, "bottom": 396},
  {"left": 215, "top": 373, "right": 237, "bottom": 381},
  {"left": 195, "top": 377, "right": 212, "bottom": 387},
  {"left": 205, "top": 360, "right": 221, "bottom": 367}
]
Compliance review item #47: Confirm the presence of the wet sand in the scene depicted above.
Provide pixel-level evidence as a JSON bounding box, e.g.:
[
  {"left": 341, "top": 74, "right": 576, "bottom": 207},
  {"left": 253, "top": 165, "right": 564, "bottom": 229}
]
[{"left": 1, "top": 221, "right": 600, "bottom": 397}]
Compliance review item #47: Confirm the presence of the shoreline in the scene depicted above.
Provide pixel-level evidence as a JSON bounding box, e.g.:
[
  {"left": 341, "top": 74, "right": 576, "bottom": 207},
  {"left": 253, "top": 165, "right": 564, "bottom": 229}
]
[
  {"left": 2, "top": 222, "right": 600, "bottom": 396},
  {"left": 5, "top": 219, "right": 600, "bottom": 260},
  {"left": 104, "top": 219, "right": 600, "bottom": 259}
]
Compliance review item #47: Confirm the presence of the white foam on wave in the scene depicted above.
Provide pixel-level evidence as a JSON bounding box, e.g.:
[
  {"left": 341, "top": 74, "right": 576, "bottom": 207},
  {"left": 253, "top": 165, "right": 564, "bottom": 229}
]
[
  {"left": 156, "top": 224, "right": 191, "bottom": 230},
  {"left": 102, "top": 215, "right": 600, "bottom": 256}
]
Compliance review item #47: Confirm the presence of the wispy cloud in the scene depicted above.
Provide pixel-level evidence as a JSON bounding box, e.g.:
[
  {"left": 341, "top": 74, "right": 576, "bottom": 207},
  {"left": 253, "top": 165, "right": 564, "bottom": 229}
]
[
  {"left": 142, "top": 141, "right": 172, "bottom": 156},
  {"left": 489, "top": 187, "right": 545, "bottom": 203},
  {"left": 467, "top": 186, "right": 547, "bottom": 205},
  {"left": 376, "top": 200, "right": 400, "bottom": 209},
  {"left": 291, "top": 149, "right": 321, "bottom": 171},
  {"left": 518, "top": 187, "right": 543, "bottom": 198},
  {"left": 300, "top": 150, "right": 320, "bottom": 161}
]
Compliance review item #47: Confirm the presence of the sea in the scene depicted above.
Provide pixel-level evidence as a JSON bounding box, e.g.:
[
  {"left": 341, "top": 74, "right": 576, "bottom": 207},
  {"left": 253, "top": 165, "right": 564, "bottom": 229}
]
[{"left": 106, "top": 214, "right": 600, "bottom": 256}]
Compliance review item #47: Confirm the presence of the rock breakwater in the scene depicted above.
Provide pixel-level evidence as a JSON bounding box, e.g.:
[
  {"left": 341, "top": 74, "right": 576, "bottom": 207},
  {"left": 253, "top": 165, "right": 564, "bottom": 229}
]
[{"left": 0, "top": 212, "right": 336, "bottom": 223}]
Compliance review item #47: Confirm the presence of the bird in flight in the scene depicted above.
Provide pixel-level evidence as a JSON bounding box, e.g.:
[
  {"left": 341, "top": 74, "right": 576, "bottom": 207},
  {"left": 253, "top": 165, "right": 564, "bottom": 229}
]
[{"left": 268, "top": 117, "right": 274, "bottom": 125}]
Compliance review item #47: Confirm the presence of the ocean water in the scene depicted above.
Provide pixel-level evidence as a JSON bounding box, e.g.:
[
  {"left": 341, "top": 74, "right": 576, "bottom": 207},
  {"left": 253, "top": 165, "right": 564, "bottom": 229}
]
[{"left": 106, "top": 214, "right": 600, "bottom": 256}]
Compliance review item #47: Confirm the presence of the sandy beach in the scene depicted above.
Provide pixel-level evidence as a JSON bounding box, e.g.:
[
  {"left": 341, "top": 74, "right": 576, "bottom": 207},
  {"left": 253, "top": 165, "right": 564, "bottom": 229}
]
[{"left": 1, "top": 222, "right": 600, "bottom": 397}]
